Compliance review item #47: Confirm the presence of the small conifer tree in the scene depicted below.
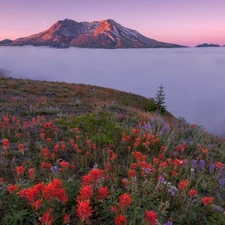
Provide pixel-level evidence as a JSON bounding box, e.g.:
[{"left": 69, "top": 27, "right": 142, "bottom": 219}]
[{"left": 155, "top": 84, "right": 166, "bottom": 114}]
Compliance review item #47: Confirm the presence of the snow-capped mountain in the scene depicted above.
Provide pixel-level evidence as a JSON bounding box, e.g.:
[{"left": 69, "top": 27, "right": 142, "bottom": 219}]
[{"left": 2, "top": 19, "right": 184, "bottom": 48}]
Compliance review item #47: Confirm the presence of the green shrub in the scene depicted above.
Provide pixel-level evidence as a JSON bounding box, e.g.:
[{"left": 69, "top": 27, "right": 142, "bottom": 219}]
[{"left": 144, "top": 98, "right": 157, "bottom": 112}]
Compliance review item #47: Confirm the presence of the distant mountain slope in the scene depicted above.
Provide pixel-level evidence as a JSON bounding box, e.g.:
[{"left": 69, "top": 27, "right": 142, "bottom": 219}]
[
  {"left": 0, "top": 39, "right": 13, "bottom": 45},
  {"left": 1, "top": 19, "right": 185, "bottom": 49},
  {"left": 196, "top": 43, "right": 221, "bottom": 47}
]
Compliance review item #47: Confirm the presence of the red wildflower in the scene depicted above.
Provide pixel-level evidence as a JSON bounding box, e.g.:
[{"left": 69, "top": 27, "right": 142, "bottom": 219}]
[
  {"left": 59, "top": 160, "right": 69, "bottom": 169},
  {"left": 42, "top": 148, "right": 49, "bottom": 158},
  {"left": 2, "top": 138, "right": 9, "bottom": 149},
  {"left": 82, "top": 174, "right": 92, "bottom": 186},
  {"left": 97, "top": 187, "right": 109, "bottom": 201},
  {"left": 20, "top": 185, "right": 41, "bottom": 202},
  {"left": 201, "top": 197, "right": 214, "bottom": 206},
  {"left": 89, "top": 168, "right": 104, "bottom": 182},
  {"left": 69, "top": 139, "right": 74, "bottom": 145},
  {"left": 42, "top": 179, "right": 67, "bottom": 204},
  {"left": 17, "top": 132, "right": 22, "bottom": 138},
  {"left": 110, "top": 153, "right": 118, "bottom": 161},
  {"left": 140, "top": 161, "right": 147, "bottom": 169},
  {"left": 74, "top": 127, "right": 79, "bottom": 133},
  {"left": 15, "top": 166, "right": 26, "bottom": 176},
  {"left": 79, "top": 186, "right": 93, "bottom": 201},
  {"left": 46, "top": 138, "right": 52, "bottom": 143},
  {"left": 76, "top": 200, "right": 93, "bottom": 221},
  {"left": 63, "top": 214, "right": 71, "bottom": 224},
  {"left": 0, "top": 177, "right": 3, "bottom": 183},
  {"left": 158, "top": 153, "right": 164, "bottom": 160},
  {"left": 73, "top": 144, "right": 79, "bottom": 150},
  {"left": 28, "top": 168, "right": 35, "bottom": 179},
  {"left": 31, "top": 199, "right": 42, "bottom": 211},
  {"left": 41, "top": 162, "right": 52, "bottom": 170},
  {"left": 18, "top": 144, "right": 25, "bottom": 154},
  {"left": 86, "top": 139, "right": 91, "bottom": 147},
  {"left": 153, "top": 158, "right": 160, "bottom": 165},
  {"left": 7, "top": 184, "right": 18, "bottom": 193},
  {"left": 130, "top": 163, "right": 138, "bottom": 169},
  {"left": 114, "top": 214, "right": 127, "bottom": 225},
  {"left": 173, "top": 159, "right": 181, "bottom": 167},
  {"left": 215, "top": 162, "right": 224, "bottom": 169},
  {"left": 189, "top": 189, "right": 198, "bottom": 198},
  {"left": 118, "top": 193, "right": 132, "bottom": 210},
  {"left": 145, "top": 210, "right": 158, "bottom": 225},
  {"left": 71, "top": 164, "right": 76, "bottom": 170},
  {"left": 159, "top": 162, "right": 168, "bottom": 168},
  {"left": 111, "top": 205, "right": 119, "bottom": 213},
  {"left": 134, "top": 151, "right": 142, "bottom": 161},
  {"left": 40, "top": 208, "right": 53, "bottom": 225},
  {"left": 53, "top": 144, "right": 59, "bottom": 152},
  {"left": 171, "top": 170, "right": 178, "bottom": 177},
  {"left": 128, "top": 169, "right": 136, "bottom": 178},
  {"left": 40, "top": 133, "right": 45, "bottom": 139},
  {"left": 178, "top": 180, "right": 190, "bottom": 190}
]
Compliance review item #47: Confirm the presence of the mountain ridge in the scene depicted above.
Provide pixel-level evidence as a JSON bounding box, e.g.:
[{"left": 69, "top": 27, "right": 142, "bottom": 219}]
[
  {"left": 0, "top": 18, "right": 185, "bottom": 49},
  {"left": 196, "top": 43, "right": 221, "bottom": 47}
]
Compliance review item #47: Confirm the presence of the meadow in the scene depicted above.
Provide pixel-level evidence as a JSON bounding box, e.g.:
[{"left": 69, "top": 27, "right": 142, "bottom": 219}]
[{"left": 0, "top": 76, "right": 225, "bottom": 225}]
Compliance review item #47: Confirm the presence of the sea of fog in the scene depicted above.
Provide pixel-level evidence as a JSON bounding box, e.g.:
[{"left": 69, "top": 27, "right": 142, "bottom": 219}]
[{"left": 0, "top": 46, "right": 225, "bottom": 137}]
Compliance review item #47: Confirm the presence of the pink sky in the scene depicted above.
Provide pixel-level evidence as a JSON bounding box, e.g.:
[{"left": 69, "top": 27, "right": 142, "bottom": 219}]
[{"left": 0, "top": 0, "right": 225, "bottom": 47}]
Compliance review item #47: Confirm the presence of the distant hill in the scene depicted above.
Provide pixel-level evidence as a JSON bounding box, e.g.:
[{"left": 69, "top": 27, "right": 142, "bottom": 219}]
[
  {"left": 196, "top": 43, "right": 221, "bottom": 47},
  {"left": 0, "top": 39, "right": 13, "bottom": 45},
  {"left": 0, "top": 19, "right": 185, "bottom": 49}
]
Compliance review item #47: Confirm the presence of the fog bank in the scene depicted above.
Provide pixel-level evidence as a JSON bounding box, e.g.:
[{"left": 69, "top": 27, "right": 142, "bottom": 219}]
[{"left": 0, "top": 46, "right": 225, "bottom": 137}]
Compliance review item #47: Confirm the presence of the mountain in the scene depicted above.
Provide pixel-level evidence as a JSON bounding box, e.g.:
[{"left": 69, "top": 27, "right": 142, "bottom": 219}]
[
  {"left": 196, "top": 43, "right": 221, "bottom": 47},
  {"left": 0, "top": 39, "right": 13, "bottom": 45},
  {"left": 1, "top": 19, "right": 184, "bottom": 49}
]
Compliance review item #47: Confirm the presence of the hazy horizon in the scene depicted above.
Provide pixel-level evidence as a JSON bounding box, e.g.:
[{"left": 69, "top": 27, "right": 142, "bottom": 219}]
[
  {"left": 1, "top": 0, "right": 225, "bottom": 46},
  {"left": 0, "top": 46, "right": 225, "bottom": 137}
]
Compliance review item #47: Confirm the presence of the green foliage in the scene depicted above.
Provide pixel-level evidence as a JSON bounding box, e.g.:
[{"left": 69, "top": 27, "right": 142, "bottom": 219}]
[
  {"left": 208, "top": 211, "right": 225, "bottom": 225},
  {"left": 144, "top": 98, "right": 157, "bottom": 112},
  {"left": 122, "top": 95, "right": 131, "bottom": 106},
  {"left": 155, "top": 84, "right": 166, "bottom": 115},
  {"left": 58, "top": 112, "right": 123, "bottom": 145},
  {"left": 1, "top": 209, "right": 34, "bottom": 225}
]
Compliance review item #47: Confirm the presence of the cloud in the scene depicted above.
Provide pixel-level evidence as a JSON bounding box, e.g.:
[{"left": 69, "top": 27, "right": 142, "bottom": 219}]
[{"left": 42, "top": 21, "right": 49, "bottom": 25}]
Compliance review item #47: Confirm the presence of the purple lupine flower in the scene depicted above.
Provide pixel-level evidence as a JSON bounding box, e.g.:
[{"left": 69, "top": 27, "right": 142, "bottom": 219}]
[
  {"left": 210, "top": 163, "right": 215, "bottom": 173},
  {"left": 208, "top": 144, "right": 212, "bottom": 149},
  {"left": 164, "top": 222, "right": 173, "bottom": 225},
  {"left": 158, "top": 176, "right": 164, "bottom": 183},
  {"left": 93, "top": 163, "right": 98, "bottom": 169},
  {"left": 199, "top": 160, "right": 205, "bottom": 170},
  {"left": 145, "top": 167, "right": 152, "bottom": 174},
  {"left": 192, "top": 159, "right": 197, "bottom": 169},
  {"left": 220, "top": 178, "right": 225, "bottom": 187},
  {"left": 51, "top": 166, "right": 58, "bottom": 173},
  {"left": 168, "top": 188, "right": 175, "bottom": 196}
]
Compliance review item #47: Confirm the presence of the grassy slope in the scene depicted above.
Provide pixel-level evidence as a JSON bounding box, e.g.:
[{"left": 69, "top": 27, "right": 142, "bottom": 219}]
[{"left": 0, "top": 76, "right": 225, "bottom": 225}]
